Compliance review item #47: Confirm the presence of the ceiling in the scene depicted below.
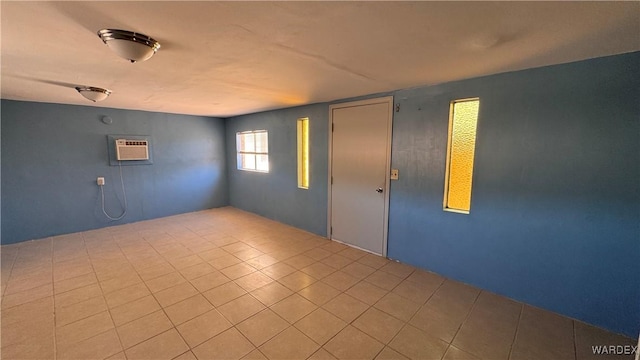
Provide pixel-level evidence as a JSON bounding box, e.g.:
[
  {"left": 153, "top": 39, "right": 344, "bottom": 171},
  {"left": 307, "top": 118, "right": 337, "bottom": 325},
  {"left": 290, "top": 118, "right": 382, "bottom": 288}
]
[{"left": 2, "top": 1, "right": 638, "bottom": 118}]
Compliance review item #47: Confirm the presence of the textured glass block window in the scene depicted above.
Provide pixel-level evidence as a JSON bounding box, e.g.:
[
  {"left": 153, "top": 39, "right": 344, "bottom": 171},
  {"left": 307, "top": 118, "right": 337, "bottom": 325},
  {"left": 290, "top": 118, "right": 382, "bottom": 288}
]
[
  {"left": 237, "top": 130, "right": 269, "bottom": 172},
  {"left": 297, "top": 118, "right": 310, "bottom": 189},
  {"left": 444, "top": 98, "right": 480, "bottom": 213}
]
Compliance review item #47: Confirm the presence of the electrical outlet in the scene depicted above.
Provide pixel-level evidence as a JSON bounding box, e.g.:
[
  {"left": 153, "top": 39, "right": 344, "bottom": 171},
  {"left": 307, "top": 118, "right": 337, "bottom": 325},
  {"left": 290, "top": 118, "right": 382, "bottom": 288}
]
[
  {"left": 390, "top": 169, "right": 399, "bottom": 180},
  {"left": 97, "top": 177, "right": 105, "bottom": 186}
]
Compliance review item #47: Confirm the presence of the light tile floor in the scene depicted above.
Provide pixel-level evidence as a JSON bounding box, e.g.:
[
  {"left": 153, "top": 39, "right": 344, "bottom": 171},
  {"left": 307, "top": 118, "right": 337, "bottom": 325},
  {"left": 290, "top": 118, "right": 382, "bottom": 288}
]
[{"left": 1, "top": 207, "right": 636, "bottom": 360}]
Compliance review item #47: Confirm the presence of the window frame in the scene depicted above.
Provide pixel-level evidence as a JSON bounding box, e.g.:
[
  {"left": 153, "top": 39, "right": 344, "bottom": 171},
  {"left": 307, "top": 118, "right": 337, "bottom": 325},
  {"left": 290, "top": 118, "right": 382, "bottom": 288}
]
[
  {"left": 297, "top": 118, "right": 310, "bottom": 189},
  {"left": 443, "top": 97, "right": 480, "bottom": 214},
  {"left": 236, "top": 130, "right": 269, "bottom": 173}
]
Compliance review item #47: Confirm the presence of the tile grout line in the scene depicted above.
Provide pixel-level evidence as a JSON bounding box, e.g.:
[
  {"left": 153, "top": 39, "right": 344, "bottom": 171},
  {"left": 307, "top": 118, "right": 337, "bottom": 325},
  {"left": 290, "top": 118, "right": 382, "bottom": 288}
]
[
  {"left": 573, "top": 320, "right": 578, "bottom": 360},
  {"left": 83, "top": 231, "right": 127, "bottom": 359},
  {"left": 507, "top": 303, "right": 525, "bottom": 360},
  {"left": 448, "top": 287, "right": 483, "bottom": 354},
  {"left": 51, "top": 237, "right": 58, "bottom": 360}
]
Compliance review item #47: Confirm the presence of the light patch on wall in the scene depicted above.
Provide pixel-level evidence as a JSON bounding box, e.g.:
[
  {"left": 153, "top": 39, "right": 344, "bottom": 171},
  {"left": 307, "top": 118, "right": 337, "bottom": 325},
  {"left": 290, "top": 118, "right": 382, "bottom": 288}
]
[
  {"left": 297, "top": 117, "right": 310, "bottom": 189},
  {"left": 444, "top": 98, "right": 480, "bottom": 213}
]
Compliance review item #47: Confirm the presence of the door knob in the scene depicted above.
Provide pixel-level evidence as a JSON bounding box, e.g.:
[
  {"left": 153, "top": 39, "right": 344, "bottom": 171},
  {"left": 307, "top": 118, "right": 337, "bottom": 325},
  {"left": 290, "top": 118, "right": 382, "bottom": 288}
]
[{"left": 376, "top": 188, "right": 383, "bottom": 193}]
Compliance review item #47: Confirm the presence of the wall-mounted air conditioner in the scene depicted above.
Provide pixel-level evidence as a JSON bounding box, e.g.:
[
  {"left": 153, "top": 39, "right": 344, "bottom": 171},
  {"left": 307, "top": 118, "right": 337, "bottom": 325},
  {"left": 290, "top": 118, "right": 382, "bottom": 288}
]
[{"left": 115, "top": 139, "right": 149, "bottom": 161}]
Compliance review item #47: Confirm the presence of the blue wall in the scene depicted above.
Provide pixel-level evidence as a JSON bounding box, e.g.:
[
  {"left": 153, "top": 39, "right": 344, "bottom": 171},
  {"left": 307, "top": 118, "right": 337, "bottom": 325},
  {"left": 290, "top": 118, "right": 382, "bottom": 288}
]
[
  {"left": 388, "top": 52, "right": 639, "bottom": 338},
  {"left": 1, "top": 100, "right": 228, "bottom": 244},
  {"left": 225, "top": 104, "right": 328, "bottom": 236}
]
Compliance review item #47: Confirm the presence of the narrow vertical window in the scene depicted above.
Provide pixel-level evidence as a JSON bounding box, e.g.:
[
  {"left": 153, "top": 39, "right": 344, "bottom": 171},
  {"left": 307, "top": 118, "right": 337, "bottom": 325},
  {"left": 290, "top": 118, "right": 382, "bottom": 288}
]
[
  {"left": 237, "top": 130, "right": 269, "bottom": 172},
  {"left": 444, "top": 98, "right": 480, "bottom": 213},
  {"left": 297, "top": 118, "right": 310, "bottom": 189}
]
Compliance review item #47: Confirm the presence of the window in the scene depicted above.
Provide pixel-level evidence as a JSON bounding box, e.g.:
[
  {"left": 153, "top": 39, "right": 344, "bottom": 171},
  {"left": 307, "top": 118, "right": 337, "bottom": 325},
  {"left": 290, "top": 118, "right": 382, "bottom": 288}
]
[
  {"left": 237, "top": 130, "right": 269, "bottom": 172},
  {"left": 443, "top": 98, "right": 480, "bottom": 213},
  {"left": 297, "top": 118, "right": 310, "bottom": 189}
]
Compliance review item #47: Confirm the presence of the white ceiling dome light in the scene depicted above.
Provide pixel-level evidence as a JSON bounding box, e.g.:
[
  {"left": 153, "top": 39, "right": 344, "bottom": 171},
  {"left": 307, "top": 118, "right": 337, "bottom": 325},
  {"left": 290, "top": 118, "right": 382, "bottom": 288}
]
[
  {"left": 97, "top": 29, "right": 161, "bottom": 63},
  {"left": 75, "top": 86, "right": 112, "bottom": 102}
]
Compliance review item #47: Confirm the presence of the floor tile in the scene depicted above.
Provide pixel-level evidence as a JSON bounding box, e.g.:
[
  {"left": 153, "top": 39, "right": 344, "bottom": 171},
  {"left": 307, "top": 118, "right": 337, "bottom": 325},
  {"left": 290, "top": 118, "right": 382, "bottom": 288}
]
[
  {"left": 179, "top": 262, "right": 216, "bottom": 280},
  {"left": 57, "top": 329, "right": 122, "bottom": 360},
  {"left": 342, "top": 262, "right": 376, "bottom": 280},
  {"left": 285, "top": 254, "right": 317, "bottom": 269},
  {"left": 574, "top": 321, "right": 636, "bottom": 360},
  {"left": 136, "top": 262, "right": 175, "bottom": 282},
  {"left": 202, "top": 281, "right": 247, "bottom": 307},
  {"left": 259, "top": 326, "right": 319, "bottom": 360},
  {"left": 323, "top": 293, "right": 369, "bottom": 323},
  {"left": 324, "top": 325, "right": 384, "bottom": 360},
  {"left": 176, "top": 309, "right": 232, "bottom": 348},
  {"left": 374, "top": 292, "right": 421, "bottom": 322},
  {"left": 153, "top": 281, "right": 199, "bottom": 308},
  {"left": 54, "top": 272, "right": 98, "bottom": 294},
  {"left": 235, "top": 271, "right": 274, "bottom": 292},
  {"left": 271, "top": 293, "right": 317, "bottom": 323},
  {"left": 104, "top": 282, "right": 151, "bottom": 309},
  {"left": 298, "top": 281, "right": 341, "bottom": 306},
  {"left": 353, "top": 307, "right": 405, "bottom": 344},
  {"left": 250, "top": 281, "right": 293, "bottom": 306},
  {"left": 322, "top": 271, "right": 360, "bottom": 291},
  {"left": 217, "top": 294, "right": 266, "bottom": 324},
  {"left": 261, "top": 262, "right": 298, "bottom": 280},
  {"left": 209, "top": 253, "right": 244, "bottom": 270},
  {"left": 100, "top": 272, "right": 143, "bottom": 294},
  {"left": 295, "top": 308, "right": 347, "bottom": 345},
  {"left": 125, "top": 328, "right": 189, "bottom": 360},
  {"left": 346, "top": 281, "right": 388, "bottom": 305},
  {"left": 389, "top": 325, "right": 448, "bottom": 360},
  {"left": 301, "top": 262, "right": 336, "bottom": 280},
  {"left": 110, "top": 295, "right": 161, "bottom": 326},
  {"left": 116, "top": 310, "right": 173, "bottom": 349},
  {"left": 221, "top": 263, "right": 257, "bottom": 280},
  {"left": 379, "top": 262, "right": 414, "bottom": 279},
  {"left": 278, "top": 271, "right": 317, "bottom": 291},
  {"left": 56, "top": 295, "right": 108, "bottom": 327},
  {"left": 173, "top": 351, "right": 198, "bottom": 360},
  {"left": 442, "top": 345, "right": 481, "bottom": 360},
  {"left": 365, "top": 270, "right": 402, "bottom": 291},
  {"left": 510, "top": 305, "right": 575, "bottom": 360},
  {"left": 145, "top": 272, "right": 187, "bottom": 293},
  {"left": 190, "top": 270, "right": 231, "bottom": 292},
  {"left": 1, "top": 283, "right": 53, "bottom": 309},
  {"left": 392, "top": 279, "right": 441, "bottom": 304},
  {"left": 236, "top": 309, "right": 290, "bottom": 346},
  {"left": 375, "top": 346, "right": 409, "bottom": 360},
  {"left": 2, "top": 314, "right": 54, "bottom": 348},
  {"left": 357, "top": 254, "right": 390, "bottom": 269},
  {"left": 304, "top": 248, "right": 333, "bottom": 261},
  {"left": 56, "top": 311, "right": 114, "bottom": 349},
  {"left": 242, "top": 349, "right": 269, "bottom": 360},
  {"left": 193, "top": 327, "right": 255, "bottom": 360},
  {"left": 321, "top": 254, "right": 353, "bottom": 269},
  {"left": 54, "top": 283, "right": 103, "bottom": 309},
  {"left": 164, "top": 294, "right": 214, "bottom": 325},
  {"left": 246, "top": 254, "right": 280, "bottom": 270}
]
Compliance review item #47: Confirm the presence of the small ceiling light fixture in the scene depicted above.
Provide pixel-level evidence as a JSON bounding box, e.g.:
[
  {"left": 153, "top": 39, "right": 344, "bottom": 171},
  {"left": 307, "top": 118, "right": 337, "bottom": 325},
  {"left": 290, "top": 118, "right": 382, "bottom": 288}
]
[
  {"left": 75, "top": 86, "right": 112, "bottom": 102},
  {"left": 98, "top": 29, "right": 161, "bottom": 63}
]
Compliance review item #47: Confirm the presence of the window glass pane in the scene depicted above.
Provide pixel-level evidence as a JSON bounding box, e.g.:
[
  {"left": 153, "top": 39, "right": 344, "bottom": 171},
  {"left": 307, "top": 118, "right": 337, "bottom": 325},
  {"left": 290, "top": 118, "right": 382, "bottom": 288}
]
[
  {"left": 244, "top": 133, "right": 256, "bottom": 152},
  {"left": 256, "top": 155, "right": 269, "bottom": 172},
  {"left": 297, "top": 118, "right": 309, "bottom": 189},
  {"left": 444, "top": 99, "right": 479, "bottom": 213},
  {"left": 255, "top": 132, "right": 268, "bottom": 153},
  {"left": 243, "top": 154, "right": 256, "bottom": 170}
]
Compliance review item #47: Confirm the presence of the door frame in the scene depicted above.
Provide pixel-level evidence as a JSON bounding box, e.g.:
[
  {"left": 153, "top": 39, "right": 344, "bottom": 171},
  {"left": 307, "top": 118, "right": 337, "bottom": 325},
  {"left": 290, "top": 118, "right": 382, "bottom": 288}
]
[{"left": 327, "top": 96, "right": 394, "bottom": 257}]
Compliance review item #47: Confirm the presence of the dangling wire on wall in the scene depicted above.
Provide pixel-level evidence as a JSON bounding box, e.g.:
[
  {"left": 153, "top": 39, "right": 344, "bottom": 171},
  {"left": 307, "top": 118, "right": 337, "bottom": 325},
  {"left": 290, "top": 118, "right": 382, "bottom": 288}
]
[{"left": 99, "top": 161, "right": 127, "bottom": 220}]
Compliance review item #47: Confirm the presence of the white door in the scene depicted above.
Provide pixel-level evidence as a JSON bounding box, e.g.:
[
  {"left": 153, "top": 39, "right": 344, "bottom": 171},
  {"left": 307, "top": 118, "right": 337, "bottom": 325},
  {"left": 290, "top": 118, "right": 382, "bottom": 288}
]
[{"left": 329, "top": 97, "right": 393, "bottom": 255}]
